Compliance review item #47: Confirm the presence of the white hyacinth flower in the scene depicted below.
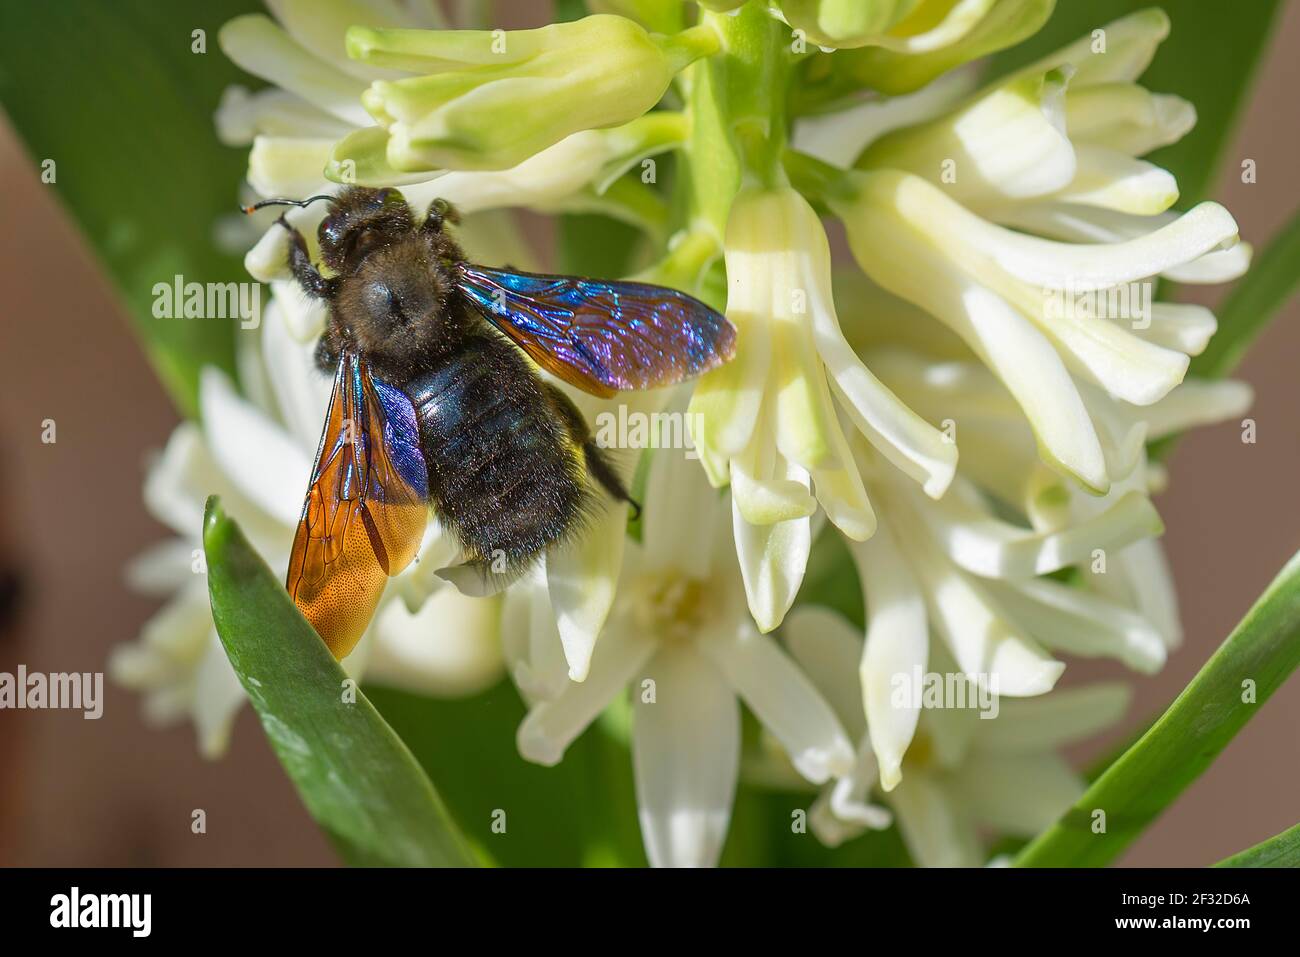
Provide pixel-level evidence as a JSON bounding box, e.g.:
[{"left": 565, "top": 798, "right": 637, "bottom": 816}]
[
  {"left": 782, "top": 605, "right": 1132, "bottom": 866},
  {"left": 794, "top": 9, "right": 1249, "bottom": 494},
  {"left": 830, "top": 345, "right": 1251, "bottom": 787},
  {"left": 690, "top": 185, "right": 957, "bottom": 633},
  {"left": 509, "top": 447, "right": 855, "bottom": 867},
  {"left": 111, "top": 301, "right": 503, "bottom": 757}
]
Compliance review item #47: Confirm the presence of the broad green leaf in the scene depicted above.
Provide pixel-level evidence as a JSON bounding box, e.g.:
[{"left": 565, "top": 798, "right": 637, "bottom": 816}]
[
  {"left": 1015, "top": 548, "right": 1300, "bottom": 867},
  {"left": 203, "top": 496, "right": 477, "bottom": 868},
  {"left": 1215, "top": 821, "right": 1300, "bottom": 868},
  {"left": 0, "top": 0, "right": 259, "bottom": 417},
  {"left": 1191, "top": 208, "right": 1300, "bottom": 378},
  {"left": 367, "top": 682, "right": 650, "bottom": 867},
  {"left": 990, "top": 1, "right": 1283, "bottom": 205}
]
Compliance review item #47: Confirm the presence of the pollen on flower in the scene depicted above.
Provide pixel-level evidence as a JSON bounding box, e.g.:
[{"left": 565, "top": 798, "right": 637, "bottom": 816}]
[
  {"left": 631, "top": 571, "right": 712, "bottom": 643},
  {"left": 901, "top": 729, "right": 935, "bottom": 772}
]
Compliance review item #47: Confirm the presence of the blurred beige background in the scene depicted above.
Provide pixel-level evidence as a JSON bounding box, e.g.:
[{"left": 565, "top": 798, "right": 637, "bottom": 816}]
[{"left": 0, "top": 5, "right": 1297, "bottom": 868}]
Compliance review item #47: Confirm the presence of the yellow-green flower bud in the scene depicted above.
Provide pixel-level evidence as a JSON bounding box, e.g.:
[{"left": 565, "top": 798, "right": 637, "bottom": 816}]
[
  {"left": 344, "top": 14, "right": 717, "bottom": 172},
  {"left": 775, "top": 0, "right": 923, "bottom": 50}
]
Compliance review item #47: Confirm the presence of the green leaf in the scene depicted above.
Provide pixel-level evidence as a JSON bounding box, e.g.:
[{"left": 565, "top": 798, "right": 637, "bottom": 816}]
[
  {"left": 367, "top": 682, "right": 649, "bottom": 867},
  {"left": 989, "top": 1, "right": 1283, "bottom": 206},
  {"left": 1191, "top": 208, "right": 1300, "bottom": 378},
  {"left": 1215, "top": 821, "right": 1300, "bottom": 868},
  {"left": 203, "top": 496, "right": 477, "bottom": 868},
  {"left": 1015, "top": 548, "right": 1300, "bottom": 867},
  {"left": 0, "top": 0, "right": 259, "bottom": 417}
]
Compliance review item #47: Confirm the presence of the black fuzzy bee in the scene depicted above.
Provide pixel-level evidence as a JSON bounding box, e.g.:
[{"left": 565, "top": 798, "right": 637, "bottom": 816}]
[{"left": 249, "top": 187, "right": 735, "bottom": 657}]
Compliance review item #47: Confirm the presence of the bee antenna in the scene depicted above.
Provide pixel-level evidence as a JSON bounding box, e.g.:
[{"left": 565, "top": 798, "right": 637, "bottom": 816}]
[{"left": 241, "top": 194, "right": 333, "bottom": 215}]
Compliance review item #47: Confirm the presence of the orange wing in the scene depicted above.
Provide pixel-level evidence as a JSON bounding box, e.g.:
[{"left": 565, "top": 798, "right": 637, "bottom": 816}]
[{"left": 286, "top": 351, "right": 429, "bottom": 659}]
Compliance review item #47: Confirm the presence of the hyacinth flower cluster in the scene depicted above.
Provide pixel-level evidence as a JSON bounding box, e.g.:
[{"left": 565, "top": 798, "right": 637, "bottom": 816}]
[{"left": 113, "top": 0, "right": 1256, "bottom": 868}]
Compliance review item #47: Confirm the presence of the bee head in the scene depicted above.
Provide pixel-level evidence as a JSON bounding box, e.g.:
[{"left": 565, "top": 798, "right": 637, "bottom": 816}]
[
  {"left": 342, "top": 237, "right": 461, "bottom": 369},
  {"left": 316, "top": 186, "right": 415, "bottom": 274}
]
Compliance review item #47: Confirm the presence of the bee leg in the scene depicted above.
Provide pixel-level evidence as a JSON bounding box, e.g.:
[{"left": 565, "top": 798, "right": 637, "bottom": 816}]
[
  {"left": 277, "top": 216, "right": 337, "bottom": 300},
  {"left": 420, "top": 198, "right": 461, "bottom": 236},
  {"left": 543, "top": 384, "right": 641, "bottom": 518}
]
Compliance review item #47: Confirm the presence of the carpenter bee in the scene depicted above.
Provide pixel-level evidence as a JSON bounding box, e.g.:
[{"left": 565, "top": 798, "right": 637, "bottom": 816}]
[{"left": 245, "top": 187, "right": 735, "bottom": 659}]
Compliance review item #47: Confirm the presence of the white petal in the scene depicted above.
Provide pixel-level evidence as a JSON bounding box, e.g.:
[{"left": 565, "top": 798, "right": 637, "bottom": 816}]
[
  {"left": 516, "top": 626, "right": 654, "bottom": 766},
  {"left": 247, "top": 136, "right": 336, "bottom": 199},
  {"left": 269, "top": 280, "right": 330, "bottom": 343},
  {"left": 124, "top": 538, "right": 199, "bottom": 595},
  {"left": 366, "top": 588, "right": 504, "bottom": 696},
  {"left": 919, "top": 481, "right": 1163, "bottom": 578},
  {"left": 1031, "top": 292, "right": 1189, "bottom": 406},
  {"left": 732, "top": 499, "right": 810, "bottom": 633},
  {"left": 949, "top": 752, "right": 1083, "bottom": 835},
  {"left": 1016, "top": 9, "right": 1169, "bottom": 88},
  {"left": 544, "top": 502, "right": 628, "bottom": 682},
  {"left": 1086, "top": 537, "right": 1183, "bottom": 649},
  {"left": 793, "top": 64, "right": 981, "bottom": 167},
  {"left": 193, "top": 631, "right": 248, "bottom": 759},
  {"left": 826, "top": 738, "right": 892, "bottom": 829},
  {"left": 863, "top": 168, "right": 1239, "bottom": 292},
  {"left": 808, "top": 262, "right": 956, "bottom": 499},
  {"left": 199, "top": 367, "right": 311, "bottom": 527},
  {"left": 642, "top": 450, "right": 721, "bottom": 580},
  {"left": 218, "top": 14, "right": 372, "bottom": 126},
  {"left": 979, "top": 681, "right": 1132, "bottom": 753},
  {"left": 843, "top": 180, "right": 1110, "bottom": 490},
  {"left": 1051, "top": 145, "right": 1179, "bottom": 215},
  {"left": 995, "top": 203, "right": 1252, "bottom": 284},
  {"left": 730, "top": 415, "right": 817, "bottom": 525},
  {"left": 862, "top": 0, "right": 998, "bottom": 54},
  {"left": 633, "top": 646, "right": 739, "bottom": 868},
  {"left": 142, "top": 422, "right": 287, "bottom": 562},
  {"left": 261, "top": 294, "right": 333, "bottom": 450},
  {"left": 1162, "top": 241, "right": 1252, "bottom": 284},
  {"left": 889, "top": 505, "right": 1064, "bottom": 696},
  {"left": 263, "top": 0, "right": 422, "bottom": 80},
  {"left": 857, "top": 67, "right": 1077, "bottom": 209},
  {"left": 434, "top": 559, "right": 527, "bottom": 597},
  {"left": 849, "top": 518, "right": 928, "bottom": 790},
  {"left": 1122, "top": 303, "right": 1217, "bottom": 356},
  {"left": 987, "top": 201, "right": 1240, "bottom": 291},
  {"left": 688, "top": 265, "right": 772, "bottom": 462},
  {"left": 955, "top": 286, "right": 1110, "bottom": 491},
  {"left": 781, "top": 606, "right": 866, "bottom": 736},
  {"left": 1141, "top": 378, "right": 1253, "bottom": 440},
  {"left": 700, "top": 622, "right": 854, "bottom": 783},
  {"left": 1065, "top": 84, "right": 1195, "bottom": 157},
  {"left": 110, "top": 584, "right": 213, "bottom": 686},
  {"left": 889, "top": 773, "right": 983, "bottom": 867},
  {"left": 215, "top": 85, "right": 352, "bottom": 146},
  {"left": 984, "top": 576, "right": 1167, "bottom": 673}
]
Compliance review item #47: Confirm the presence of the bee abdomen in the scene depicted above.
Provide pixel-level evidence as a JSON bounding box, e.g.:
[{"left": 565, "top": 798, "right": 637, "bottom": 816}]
[{"left": 405, "top": 335, "right": 588, "bottom": 569}]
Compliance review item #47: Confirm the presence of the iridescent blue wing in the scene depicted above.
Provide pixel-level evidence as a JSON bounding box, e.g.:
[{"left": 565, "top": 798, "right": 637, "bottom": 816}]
[
  {"left": 455, "top": 263, "right": 736, "bottom": 398},
  {"left": 286, "top": 350, "right": 429, "bottom": 660}
]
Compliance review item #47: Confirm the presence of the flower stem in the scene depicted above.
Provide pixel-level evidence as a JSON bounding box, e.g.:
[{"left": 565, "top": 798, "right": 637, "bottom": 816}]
[
  {"left": 783, "top": 148, "right": 860, "bottom": 205},
  {"left": 657, "top": 22, "right": 723, "bottom": 73}
]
